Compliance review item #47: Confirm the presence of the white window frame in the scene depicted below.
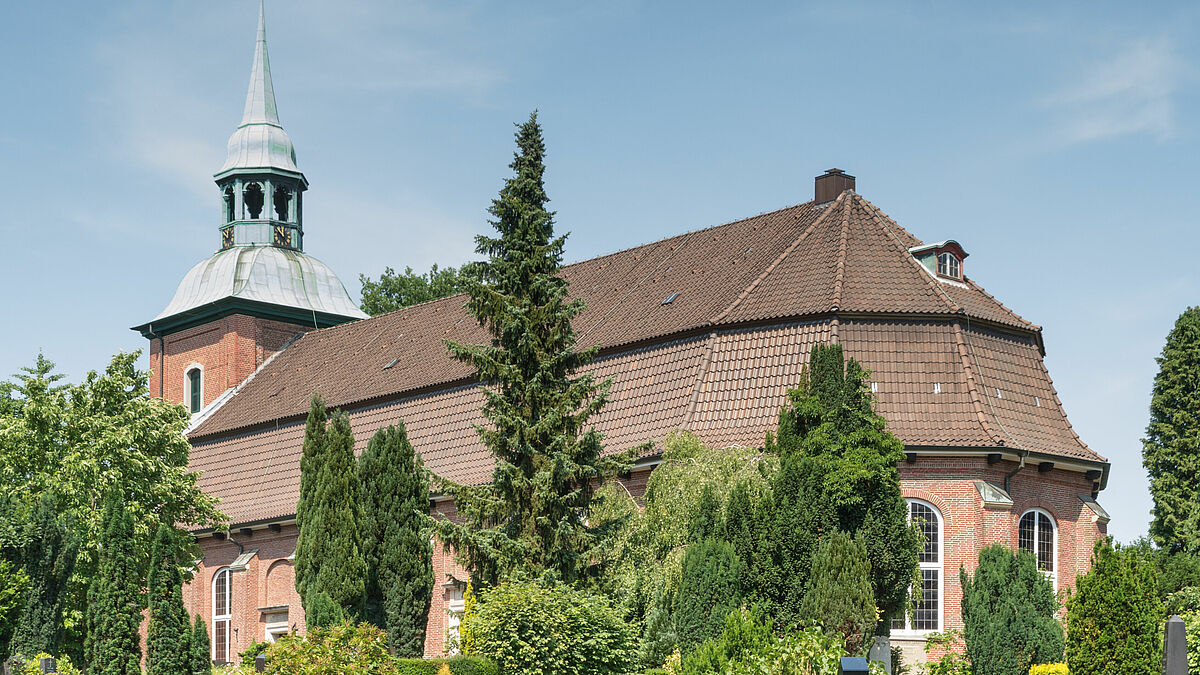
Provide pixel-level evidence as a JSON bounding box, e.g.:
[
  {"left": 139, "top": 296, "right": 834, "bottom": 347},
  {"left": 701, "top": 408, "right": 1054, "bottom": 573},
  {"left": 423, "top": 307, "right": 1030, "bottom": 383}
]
[
  {"left": 445, "top": 587, "right": 466, "bottom": 656},
  {"left": 937, "top": 252, "right": 961, "bottom": 279},
  {"left": 212, "top": 567, "right": 232, "bottom": 663},
  {"left": 892, "top": 499, "right": 944, "bottom": 637},
  {"left": 1018, "top": 508, "right": 1058, "bottom": 588},
  {"left": 185, "top": 363, "right": 204, "bottom": 415}
]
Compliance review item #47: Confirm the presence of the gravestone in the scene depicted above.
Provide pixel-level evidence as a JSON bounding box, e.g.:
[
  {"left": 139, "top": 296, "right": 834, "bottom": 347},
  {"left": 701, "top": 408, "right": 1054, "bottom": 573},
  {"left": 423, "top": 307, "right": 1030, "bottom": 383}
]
[
  {"left": 869, "top": 635, "right": 893, "bottom": 674},
  {"left": 839, "top": 656, "right": 870, "bottom": 675},
  {"left": 1162, "top": 614, "right": 1186, "bottom": 675}
]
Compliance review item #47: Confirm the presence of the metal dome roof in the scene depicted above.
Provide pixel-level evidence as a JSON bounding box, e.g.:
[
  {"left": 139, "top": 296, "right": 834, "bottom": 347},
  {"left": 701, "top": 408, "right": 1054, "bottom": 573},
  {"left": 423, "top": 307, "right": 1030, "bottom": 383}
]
[{"left": 154, "top": 246, "right": 367, "bottom": 323}]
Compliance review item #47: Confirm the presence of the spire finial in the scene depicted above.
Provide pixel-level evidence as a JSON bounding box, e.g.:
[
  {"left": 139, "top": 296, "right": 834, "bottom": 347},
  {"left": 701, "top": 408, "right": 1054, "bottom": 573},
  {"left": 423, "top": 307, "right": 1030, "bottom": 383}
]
[{"left": 240, "top": 0, "right": 280, "bottom": 127}]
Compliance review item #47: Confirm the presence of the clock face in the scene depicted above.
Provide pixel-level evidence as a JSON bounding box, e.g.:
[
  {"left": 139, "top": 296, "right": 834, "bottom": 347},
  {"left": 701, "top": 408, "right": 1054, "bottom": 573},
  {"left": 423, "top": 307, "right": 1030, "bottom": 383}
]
[
  {"left": 222, "top": 228, "right": 234, "bottom": 249},
  {"left": 273, "top": 225, "right": 290, "bottom": 248}
]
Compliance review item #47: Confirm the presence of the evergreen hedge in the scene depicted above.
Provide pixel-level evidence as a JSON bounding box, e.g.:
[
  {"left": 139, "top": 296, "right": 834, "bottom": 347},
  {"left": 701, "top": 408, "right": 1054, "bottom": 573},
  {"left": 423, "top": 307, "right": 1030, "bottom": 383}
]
[{"left": 394, "top": 656, "right": 499, "bottom": 675}]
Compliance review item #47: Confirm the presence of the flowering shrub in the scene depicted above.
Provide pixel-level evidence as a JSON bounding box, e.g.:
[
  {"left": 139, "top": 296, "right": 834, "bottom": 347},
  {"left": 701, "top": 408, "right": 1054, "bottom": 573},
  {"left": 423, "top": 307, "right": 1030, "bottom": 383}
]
[{"left": 1029, "top": 665, "right": 1067, "bottom": 675}]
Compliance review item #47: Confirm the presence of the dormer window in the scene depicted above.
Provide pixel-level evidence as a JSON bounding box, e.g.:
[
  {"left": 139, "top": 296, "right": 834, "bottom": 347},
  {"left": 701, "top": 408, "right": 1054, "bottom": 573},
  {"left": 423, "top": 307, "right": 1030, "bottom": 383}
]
[{"left": 937, "top": 252, "right": 961, "bottom": 279}]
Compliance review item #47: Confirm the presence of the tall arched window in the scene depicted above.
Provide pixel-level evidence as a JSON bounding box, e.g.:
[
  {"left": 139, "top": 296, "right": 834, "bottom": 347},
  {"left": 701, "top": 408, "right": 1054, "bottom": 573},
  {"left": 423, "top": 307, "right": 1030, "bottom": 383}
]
[
  {"left": 892, "top": 499, "right": 943, "bottom": 633},
  {"left": 212, "top": 568, "right": 232, "bottom": 663},
  {"left": 1019, "top": 509, "right": 1056, "bottom": 584},
  {"left": 186, "top": 367, "right": 202, "bottom": 414}
]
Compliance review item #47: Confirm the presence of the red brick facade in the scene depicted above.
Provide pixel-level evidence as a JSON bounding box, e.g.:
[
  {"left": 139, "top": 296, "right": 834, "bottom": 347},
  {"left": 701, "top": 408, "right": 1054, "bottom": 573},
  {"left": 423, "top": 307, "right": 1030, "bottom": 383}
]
[{"left": 148, "top": 315, "right": 305, "bottom": 410}]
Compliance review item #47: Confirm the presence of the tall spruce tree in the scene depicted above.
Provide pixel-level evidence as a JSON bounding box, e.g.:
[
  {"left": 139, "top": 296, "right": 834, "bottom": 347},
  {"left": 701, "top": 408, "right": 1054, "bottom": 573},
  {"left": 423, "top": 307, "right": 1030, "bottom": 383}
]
[
  {"left": 1143, "top": 306, "right": 1200, "bottom": 552},
  {"left": 294, "top": 398, "right": 367, "bottom": 621},
  {"left": 10, "top": 494, "right": 77, "bottom": 658},
  {"left": 766, "top": 343, "right": 919, "bottom": 625},
  {"left": 146, "top": 524, "right": 190, "bottom": 674},
  {"left": 434, "top": 112, "right": 629, "bottom": 586},
  {"left": 85, "top": 493, "right": 142, "bottom": 675},
  {"left": 188, "top": 614, "right": 211, "bottom": 675},
  {"left": 359, "top": 423, "right": 433, "bottom": 656}
]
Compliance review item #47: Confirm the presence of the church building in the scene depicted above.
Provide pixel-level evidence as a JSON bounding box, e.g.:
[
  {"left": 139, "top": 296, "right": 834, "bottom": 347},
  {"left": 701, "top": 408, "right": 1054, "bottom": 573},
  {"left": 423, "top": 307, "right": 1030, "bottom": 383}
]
[{"left": 135, "top": 5, "right": 1111, "bottom": 666}]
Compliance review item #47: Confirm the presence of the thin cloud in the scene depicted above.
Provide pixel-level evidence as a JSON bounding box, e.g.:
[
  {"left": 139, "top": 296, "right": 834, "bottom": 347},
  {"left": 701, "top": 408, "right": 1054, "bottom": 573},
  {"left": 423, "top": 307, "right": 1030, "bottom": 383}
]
[{"left": 1044, "top": 39, "right": 1181, "bottom": 144}]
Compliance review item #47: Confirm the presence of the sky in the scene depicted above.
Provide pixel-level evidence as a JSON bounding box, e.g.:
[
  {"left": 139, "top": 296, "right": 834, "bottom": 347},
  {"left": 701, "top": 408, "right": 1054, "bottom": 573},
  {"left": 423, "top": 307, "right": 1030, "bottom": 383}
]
[{"left": 1, "top": 1, "right": 1198, "bottom": 544}]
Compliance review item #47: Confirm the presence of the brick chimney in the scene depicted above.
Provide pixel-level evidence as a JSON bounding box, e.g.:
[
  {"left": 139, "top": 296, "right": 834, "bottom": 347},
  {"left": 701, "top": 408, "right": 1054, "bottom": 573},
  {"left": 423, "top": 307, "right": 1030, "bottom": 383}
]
[{"left": 815, "top": 168, "right": 855, "bottom": 204}]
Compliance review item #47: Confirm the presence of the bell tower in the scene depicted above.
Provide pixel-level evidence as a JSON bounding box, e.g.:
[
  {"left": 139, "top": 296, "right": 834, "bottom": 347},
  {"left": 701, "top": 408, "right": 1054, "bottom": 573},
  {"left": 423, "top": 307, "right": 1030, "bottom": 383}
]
[{"left": 133, "top": 1, "right": 366, "bottom": 415}]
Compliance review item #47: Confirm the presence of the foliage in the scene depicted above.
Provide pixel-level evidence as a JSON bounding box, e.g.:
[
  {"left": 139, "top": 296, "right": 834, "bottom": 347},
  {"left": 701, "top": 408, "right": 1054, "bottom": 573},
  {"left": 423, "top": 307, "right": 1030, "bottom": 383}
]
[
  {"left": 359, "top": 423, "right": 433, "bottom": 656},
  {"left": 305, "top": 590, "right": 348, "bottom": 629},
  {"left": 0, "top": 352, "right": 223, "bottom": 653},
  {"left": 1143, "top": 306, "right": 1200, "bottom": 552},
  {"left": 238, "top": 639, "right": 270, "bottom": 662},
  {"left": 1065, "top": 538, "right": 1162, "bottom": 675},
  {"left": 393, "top": 657, "right": 500, "bottom": 675},
  {"left": 1155, "top": 548, "right": 1200, "bottom": 597},
  {"left": 921, "top": 631, "right": 971, "bottom": 675},
  {"left": 359, "top": 264, "right": 471, "bottom": 316},
  {"left": 147, "top": 524, "right": 192, "bottom": 674},
  {"left": 799, "top": 531, "right": 876, "bottom": 655},
  {"left": 84, "top": 493, "right": 143, "bottom": 675},
  {"left": 1028, "top": 666, "right": 1067, "bottom": 675},
  {"left": 462, "top": 579, "right": 638, "bottom": 675},
  {"left": 190, "top": 614, "right": 212, "bottom": 675},
  {"left": 0, "top": 558, "right": 29, "bottom": 658},
  {"left": 9, "top": 494, "right": 77, "bottom": 659},
  {"left": 961, "top": 544, "right": 1062, "bottom": 675},
  {"left": 679, "top": 606, "right": 858, "bottom": 675},
  {"left": 295, "top": 395, "right": 367, "bottom": 620},
  {"left": 17, "top": 652, "right": 83, "bottom": 675},
  {"left": 433, "top": 112, "right": 631, "bottom": 586},
  {"left": 675, "top": 538, "right": 743, "bottom": 655},
  {"left": 262, "top": 622, "right": 397, "bottom": 675},
  {"left": 679, "top": 606, "right": 775, "bottom": 675},
  {"left": 765, "top": 343, "right": 919, "bottom": 624}
]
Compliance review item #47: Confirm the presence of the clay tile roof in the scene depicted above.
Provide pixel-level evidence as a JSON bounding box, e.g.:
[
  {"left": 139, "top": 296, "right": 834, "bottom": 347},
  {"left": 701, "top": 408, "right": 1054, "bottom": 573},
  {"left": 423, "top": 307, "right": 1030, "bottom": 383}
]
[{"left": 186, "top": 189, "right": 1103, "bottom": 526}]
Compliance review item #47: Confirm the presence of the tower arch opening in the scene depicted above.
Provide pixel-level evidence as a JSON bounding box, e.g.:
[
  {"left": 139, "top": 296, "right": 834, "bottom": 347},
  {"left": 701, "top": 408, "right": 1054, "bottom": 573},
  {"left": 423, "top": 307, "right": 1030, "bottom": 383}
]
[{"left": 244, "top": 183, "right": 264, "bottom": 219}]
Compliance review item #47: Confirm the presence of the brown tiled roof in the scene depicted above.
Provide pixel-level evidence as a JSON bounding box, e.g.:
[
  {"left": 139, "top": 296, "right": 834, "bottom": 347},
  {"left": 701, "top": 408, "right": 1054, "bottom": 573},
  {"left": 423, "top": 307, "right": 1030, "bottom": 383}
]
[{"left": 186, "top": 190, "right": 1102, "bottom": 526}]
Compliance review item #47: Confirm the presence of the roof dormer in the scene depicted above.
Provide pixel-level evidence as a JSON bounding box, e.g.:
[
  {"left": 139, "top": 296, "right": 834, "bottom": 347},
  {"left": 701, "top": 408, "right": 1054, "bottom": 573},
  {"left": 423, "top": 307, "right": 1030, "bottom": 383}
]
[{"left": 909, "top": 240, "right": 968, "bottom": 282}]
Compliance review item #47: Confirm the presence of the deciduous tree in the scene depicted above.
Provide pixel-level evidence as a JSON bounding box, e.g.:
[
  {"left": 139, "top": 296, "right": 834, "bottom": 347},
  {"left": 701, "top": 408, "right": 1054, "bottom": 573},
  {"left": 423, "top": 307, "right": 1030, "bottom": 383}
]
[{"left": 359, "top": 264, "right": 470, "bottom": 316}]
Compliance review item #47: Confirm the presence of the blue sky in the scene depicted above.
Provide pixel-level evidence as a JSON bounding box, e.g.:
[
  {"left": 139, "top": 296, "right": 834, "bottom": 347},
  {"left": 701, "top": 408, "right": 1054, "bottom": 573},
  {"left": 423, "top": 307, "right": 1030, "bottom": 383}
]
[{"left": 1, "top": 1, "right": 1198, "bottom": 543}]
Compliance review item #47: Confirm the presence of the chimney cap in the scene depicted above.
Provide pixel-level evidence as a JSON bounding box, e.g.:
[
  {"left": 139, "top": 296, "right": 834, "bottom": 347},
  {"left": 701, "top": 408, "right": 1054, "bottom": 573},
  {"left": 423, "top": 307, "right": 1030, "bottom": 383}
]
[
  {"left": 823, "top": 168, "right": 847, "bottom": 175},
  {"left": 814, "top": 168, "right": 856, "bottom": 204}
]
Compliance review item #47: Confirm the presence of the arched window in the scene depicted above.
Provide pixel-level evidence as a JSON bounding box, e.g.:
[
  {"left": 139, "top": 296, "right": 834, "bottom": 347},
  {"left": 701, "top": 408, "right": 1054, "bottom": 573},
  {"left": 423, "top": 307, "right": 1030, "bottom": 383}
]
[
  {"left": 892, "top": 499, "right": 943, "bottom": 633},
  {"left": 186, "top": 367, "right": 202, "bottom": 414},
  {"left": 1019, "top": 509, "right": 1056, "bottom": 583},
  {"left": 212, "top": 567, "right": 232, "bottom": 663},
  {"left": 244, "top": 183, "right": 264, "bottom": 219},
  {"left": 273, "top": 186, "right": 291, "bottom": 221},
  {"left": 937, "top": 251, "right": 961, "bottom": 279}
]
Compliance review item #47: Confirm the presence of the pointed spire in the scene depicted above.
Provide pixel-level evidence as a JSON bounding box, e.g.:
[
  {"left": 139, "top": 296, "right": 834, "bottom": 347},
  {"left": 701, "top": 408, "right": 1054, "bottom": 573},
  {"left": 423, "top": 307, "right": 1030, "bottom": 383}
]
[{"left": 240, "top": 0, "right": 280, "bottom": 128}]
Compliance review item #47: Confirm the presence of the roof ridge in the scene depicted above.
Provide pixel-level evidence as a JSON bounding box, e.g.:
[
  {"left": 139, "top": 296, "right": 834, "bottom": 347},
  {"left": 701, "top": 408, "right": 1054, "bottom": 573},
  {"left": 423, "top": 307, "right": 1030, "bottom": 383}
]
[
  {"left": 951, "top": 319, "right": 1007, "bottom": 446},
  {"left": 854, "top": 194, "right": 963, "bottom": 315},
  {"left": 710, "top": 199, "right": 840, "bottom": 324},
  {"left": 829, "top": 194, "right": 852, "bottom": 311}
]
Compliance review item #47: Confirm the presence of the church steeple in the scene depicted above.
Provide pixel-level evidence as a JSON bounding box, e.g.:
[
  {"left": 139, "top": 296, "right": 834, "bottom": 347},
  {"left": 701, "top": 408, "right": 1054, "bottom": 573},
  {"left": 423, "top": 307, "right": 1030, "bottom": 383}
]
[{"left": 215, "top": 0, "right": 307, "bottom": 252}]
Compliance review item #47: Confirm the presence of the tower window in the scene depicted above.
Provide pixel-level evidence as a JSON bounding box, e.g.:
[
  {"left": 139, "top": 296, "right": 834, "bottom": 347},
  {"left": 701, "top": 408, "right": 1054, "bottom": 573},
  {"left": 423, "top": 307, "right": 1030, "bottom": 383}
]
[
  {"left": 187, "top": 367, "right": 202, "bottom": 414},
  {"left": 273, "top": 186, "right": 291, "bottom": 221},
  {"left": 937, "top": 252, "right": 961, "bottom": 279},
  {"left": 224, "top": 187, "right": 236, "bottom": 223},
  {"left": 244, "top": 183, "right": 264, "bottom": 219},
  {"left": 212, "top": 568, "right": 232, "bottom": 663}
]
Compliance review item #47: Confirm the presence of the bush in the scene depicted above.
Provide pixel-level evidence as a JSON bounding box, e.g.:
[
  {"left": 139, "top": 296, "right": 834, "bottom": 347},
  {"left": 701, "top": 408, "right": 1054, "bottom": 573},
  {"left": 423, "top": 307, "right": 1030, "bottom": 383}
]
[
  {"left": 799, "top": 531, "right": 875, "bottom": 655},
  {"left": 1065, "top": 538, "right": 1162, "bottom": 675},
  {"left": 921, "top": 631, "right": 970, "bottom": 675},
  {"left": 1028, "top": 665, "right": 1067, "bottom": 675},
  {"left": 18, "top": 654, "right": 82, "bottom": 675},
  {"left": 679, "top": 605, "right": 852, "bottom": 675},
  {"left": 961, "top": 544, "right": 1063, "bottom": 675},
  {"left": 394, "top": 657, "right": 499, "bottom": 675},
  {"left": 675, "top": 538, "right": 743, "bottom": 655},
  {"left": 1166, "top": 586, "right": 1200, "bottom": 673},
  {"left": 464, "top": 579, "right": 638, "bottom": 675},
  {"left": 238, "top": 639, "right": 269, "bottom": 662},
  {"left": 263, "top": 622, "right": 397, "bottom": 674}
]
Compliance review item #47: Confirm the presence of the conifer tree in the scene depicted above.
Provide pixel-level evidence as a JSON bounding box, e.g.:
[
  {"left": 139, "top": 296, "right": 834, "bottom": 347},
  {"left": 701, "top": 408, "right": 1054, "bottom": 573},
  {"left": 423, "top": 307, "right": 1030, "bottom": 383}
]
[
  {"left": 1066, "top": 538, "right": 1162, "bottom": 675},
  {"left": 799, "top": 531, "right": 876, "bottom": 655},
  {"left": 146, "top": 523, "right": 190, "bottom": 675},
  {"left": 10, "top": 494, "right": 77, "bottom": 658},
  {"left": 85, "top": 493, "right": 142, "bottom": 675},
  {"left": 766, "top": 343, "right": 919, "bottom": 624},
  {"left": 188, "top": 614, "right": 211, "bottom": 675},
  {"left": 763, "top": 453, "right": 835, "bottom": 629},
  {"left": 434, "top": 112, "right": 629, "bottom": 586},
  {"left": 359, "top": 423, "right": 432, "bottom": 656},
  {"left": 295, "top": 398, "right": 367, "bottom": 621},
  {"left": 1143, "top": 306, "right": 1200, "bottom": 552},
  {"left": 674, "top": 539, "right": 743, "bottom": 656}
]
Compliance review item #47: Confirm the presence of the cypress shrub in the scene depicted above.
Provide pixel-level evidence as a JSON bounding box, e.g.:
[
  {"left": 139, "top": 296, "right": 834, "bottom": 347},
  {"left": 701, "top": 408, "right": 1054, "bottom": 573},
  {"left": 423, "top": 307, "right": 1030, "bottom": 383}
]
[
  {"left": 674, "top": 538, "right": 743, "bottom": 656},
  {"left": 10, "top": 495, "right": 77, "bottom": 659},
  {"left": 1066, "top": 537, "right": 1163, "bottom": 675},
  {"left": 961, "top": 544, "right": 1063, "bottom": 675},
  {"left": 188, "top": 614, "right": 211, "bottom": 675},
  {"left": 146, "top": 524, "right": 191, "bottom": 674},
  {"left": 304, "top": 590, "right": 347, "bottom": 630},
  {"left": 84, "top": 493, "right": 143, "bottom": 675},
  {"left": 359, "top": 423, "right": 433, "bottom": 657},
  {"left": 799, "top": 531, "right": 875, "bottom": 655}
]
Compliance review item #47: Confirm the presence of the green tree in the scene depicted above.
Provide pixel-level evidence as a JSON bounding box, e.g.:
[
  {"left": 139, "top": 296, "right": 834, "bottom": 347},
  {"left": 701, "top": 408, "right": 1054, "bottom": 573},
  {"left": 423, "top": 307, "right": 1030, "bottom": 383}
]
[
  {"left": 799, "top": 531, "right": 876, "bottom": 655},
  {"left": 10, "top": 495, "right": 78, "bottom": 659},
  {"left": 189, "top": 614, "right": 211, "bottom": 675},
  {"left": 766, "top": 343, "right": 919, "bottom": 625},
  {"left": 674, "top": 538, "right": 743, "bottom": 656},
  {"left": 84, "top": 493, "right": 142, "bottom": 675},
  {"left": 0, "top": 559, "right": 29, "bottom": 660},
  {"left": 358, "top": 423, "right": 432, "bottom": 656},
  {"left": 434, "top": 112, "right": 629, "bottom": 586},
  {"left": 1144, "top": 307, "right": 1200, "bottom": 552},
  {"left": 359, "top": 264, "right": 470, "bottom": 316},
  {"left": 1066, "top": 538, "right": 1163, "bottom": 675},
  {"left": 960, "top": 544, "right": 1063, "bottom": 675},
  {"left": 146, "top": 524, "right": 190, "bottom": 675},
  {"left": 295, "top": 398, "right": 367, "bottom": 622}
]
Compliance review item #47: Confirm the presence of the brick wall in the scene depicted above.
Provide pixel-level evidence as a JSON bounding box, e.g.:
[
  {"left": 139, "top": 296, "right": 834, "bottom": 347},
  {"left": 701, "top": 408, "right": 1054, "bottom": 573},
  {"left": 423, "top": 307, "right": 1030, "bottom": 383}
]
[{"left": 149, "top": 315, "right": 305, "bottom": 409}]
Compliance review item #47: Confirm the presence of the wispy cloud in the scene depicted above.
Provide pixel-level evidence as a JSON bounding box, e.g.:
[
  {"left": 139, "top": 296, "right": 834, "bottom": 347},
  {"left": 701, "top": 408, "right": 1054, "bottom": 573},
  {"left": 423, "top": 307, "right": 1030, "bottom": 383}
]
[{"left": 1044, "top": 38, "right": 1182, "bottom": 144}]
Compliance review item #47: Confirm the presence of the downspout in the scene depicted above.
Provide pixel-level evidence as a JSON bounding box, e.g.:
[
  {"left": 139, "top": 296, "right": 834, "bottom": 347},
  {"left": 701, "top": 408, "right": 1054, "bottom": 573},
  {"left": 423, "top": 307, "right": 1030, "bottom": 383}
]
[
  {"left": 226, "top": 532, "right": 245, "bottom": 555},
  {"left": 1003, "top": 450, "right": 1028, "bottom": 495}
]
